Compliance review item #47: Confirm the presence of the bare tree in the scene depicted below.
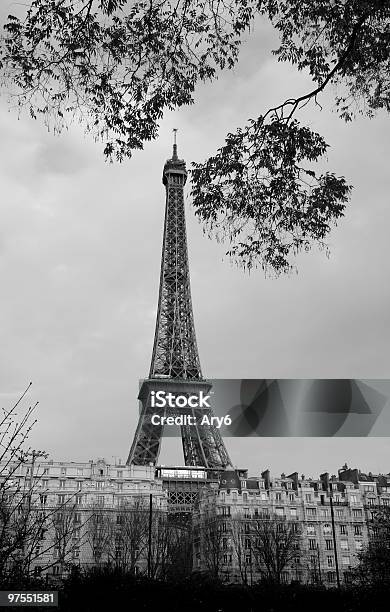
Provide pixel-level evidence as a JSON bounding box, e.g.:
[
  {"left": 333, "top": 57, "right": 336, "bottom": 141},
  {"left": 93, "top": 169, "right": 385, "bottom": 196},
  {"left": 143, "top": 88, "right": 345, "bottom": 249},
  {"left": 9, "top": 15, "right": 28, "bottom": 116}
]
[
  {"left": 230, "top": 518, "right": 251, "bottom": 585},
  {"left": 354, "top": 506, "right": 390, "bottom": 586},
  {"left": 112, "top": 498, "right": 148, "bottom": 573},
  {"left": 164, "top": 520, "right": 193, "bottom": 580},
  {"left": 0, "top": 385, "right": 85, "bottom": 580},
  {"left": 250, "top": 516, "right": 302, "bottom": 584},
  {"left": 148, "top": 509, "right": 170, "bottom": 579},
  {"left": 0, "top": 384, "right": 43, "bottom": 579},
  {"left": 85, "top": 506, "right": 114, "bottom": 567},
  {"left": 198, "top": 515, "right": 225, "bottom": 580}
]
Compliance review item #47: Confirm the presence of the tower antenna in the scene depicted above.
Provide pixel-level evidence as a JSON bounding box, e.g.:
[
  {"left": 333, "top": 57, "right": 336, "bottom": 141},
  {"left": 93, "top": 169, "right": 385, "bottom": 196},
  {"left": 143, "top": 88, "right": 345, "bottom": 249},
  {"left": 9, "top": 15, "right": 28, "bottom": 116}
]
[{"left": 172, "top": 128, "right": 178, "bottom": 159}]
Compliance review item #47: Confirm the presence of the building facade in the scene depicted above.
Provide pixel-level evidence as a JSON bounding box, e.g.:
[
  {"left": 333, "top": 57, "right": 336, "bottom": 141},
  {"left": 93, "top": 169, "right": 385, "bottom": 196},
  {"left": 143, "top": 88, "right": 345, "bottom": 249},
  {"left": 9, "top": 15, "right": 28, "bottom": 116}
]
[
  {"left": 1, "top": 458, "right": 166, "bottom": 579},
  {"left": 193, "top": 467, "right": 390, "bottom": 586},
  {"left": 2, "top": 457, "right": 389, "bottom": 585}
]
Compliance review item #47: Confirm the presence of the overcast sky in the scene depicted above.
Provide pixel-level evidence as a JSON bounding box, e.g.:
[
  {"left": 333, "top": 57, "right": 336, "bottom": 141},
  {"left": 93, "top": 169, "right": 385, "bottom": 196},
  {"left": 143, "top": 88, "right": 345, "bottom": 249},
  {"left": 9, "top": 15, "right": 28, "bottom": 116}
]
[{"left": 1, "top": 5, "right": 390, "bottom": 478}]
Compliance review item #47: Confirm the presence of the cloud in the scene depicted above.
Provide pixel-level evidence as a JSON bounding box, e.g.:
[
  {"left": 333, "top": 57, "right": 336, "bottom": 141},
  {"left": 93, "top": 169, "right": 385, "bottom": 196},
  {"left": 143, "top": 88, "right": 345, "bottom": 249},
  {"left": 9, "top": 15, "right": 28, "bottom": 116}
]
[{"left": 0, "top": 8, "right": 390, "bottom": 474}]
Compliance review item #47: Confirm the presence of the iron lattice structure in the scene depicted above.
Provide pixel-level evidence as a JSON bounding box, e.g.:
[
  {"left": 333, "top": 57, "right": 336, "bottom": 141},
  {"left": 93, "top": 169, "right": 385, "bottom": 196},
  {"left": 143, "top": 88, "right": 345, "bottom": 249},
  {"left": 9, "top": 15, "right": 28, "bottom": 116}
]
[{"left": 127, "top": 142, "right": 231, "bottom": 469}]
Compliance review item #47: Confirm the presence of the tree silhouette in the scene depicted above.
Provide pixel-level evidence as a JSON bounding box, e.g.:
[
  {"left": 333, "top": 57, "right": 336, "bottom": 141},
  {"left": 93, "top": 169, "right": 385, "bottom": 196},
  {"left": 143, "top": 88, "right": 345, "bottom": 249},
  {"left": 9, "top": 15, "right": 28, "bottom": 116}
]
[{"left": 1, "top": 1, "right": 389, "bottom": 272}]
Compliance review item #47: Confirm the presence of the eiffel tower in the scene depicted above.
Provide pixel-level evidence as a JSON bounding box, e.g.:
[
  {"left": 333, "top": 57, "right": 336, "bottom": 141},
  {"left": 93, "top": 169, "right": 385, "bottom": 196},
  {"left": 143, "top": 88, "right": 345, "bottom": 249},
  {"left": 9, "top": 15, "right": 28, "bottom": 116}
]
[{"left": 127, "top": 133, "right": 231, "bottom": 469}]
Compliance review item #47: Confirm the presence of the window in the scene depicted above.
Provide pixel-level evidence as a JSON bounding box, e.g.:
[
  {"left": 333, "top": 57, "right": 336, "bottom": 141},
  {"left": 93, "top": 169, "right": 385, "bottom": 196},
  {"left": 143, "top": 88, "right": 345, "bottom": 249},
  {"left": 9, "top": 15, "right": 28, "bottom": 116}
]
[
  {"left": 77, "top": 468, "right": 83, "bottom": 476},
  {"left": 222, "top": 522, "right": 227, "bottom": 532},
  {"left": 222, "top": 506, "right": 231, "bottom": 516},
  {"left": 327, "top": 571, "right": 336, "bottom": 583},
  {"left": 59, "top": 480, "right": 66, "bottom": 489},
  {"left": 281, "top": 572, "right": 289, "bottom": 584},
  {"left": 74, "top": 513, "right": 81, "bottom": 523},
  {"left": 222, "top": 538, "right": 228, "bottom": 550},
  {"left": 76, "top": 495, "right": 82, "bottom": 505},
  {"left": 320, "top": 509, "right": 329, "bottom": 518},
  {"left": 340, "top": 525, "right": 347, "bottom": 535},
  {"left": 289, "top": 493, "right": 295, "bottom": 502},
  {"left": 117, "top": 471, "right": 123, "bottom": 478},
  {"left": 342, "top": 556, "right": 350, "bottom": 566},
  {"left": 382, "top": 498, "right": 390, "bottom": 506},
  {"left": 367, "top": 497, "right": 376, "bottom": 506},
  {"left": 243, "top": 507, "right": 250, "bottom": 518},
  {"left": 327, "top": 556, "right": 334, "bottom": 567},
  {"left": 117, "top": 483, "right": 123, "bottom": 491},
  {"left": 40, "top": 494, "right": 47, "bottom": 505},
  {"left": 350, "top": 495, "right": 358, "bottom": 504},
  {"left": 340, "top": 540, "right": 349, "bottom": 551},
  {"left": 354, "top": 525, "right": 362, "bottom": 536},
  {"left": 220, "top": 492, "right": 225, "bottom": 502},
  {"left": 61, "top": 468, "right": 67, "bottom": 475},
  {"left": 275, "top": 492, "right": 282, "bottom": 501},
  {"left": 99, "top": 469, "right": 104, "bottom": 476},
  {"left": 241, "top": 480, "right": 246, "bottom": 488},
  {"left": 275, "top": 507, "right": 284, "bottom": 517},
  {"left": 53, "top": 566, "right": 60, "bottom": 576},
  {"left": 323, "top": 524, "right": 331, "bottom": 534},
  {"left": 43, "top": 468, "right": 49, "bottom": 476},
  {"left": 261, "top": 492, "right": 268, "bottom": 500},
  {"left": 309, "top": 539, "right": 317, "bottom": 550},
  {"left": 232, "top": 492, "right": 238, "bottom": 502},
  {"left": 355, "top": 540, "right": 363, "bottom": 551},
  {"left": 335, "top": 509, "right": 344, "bottom": 518},
  {"left": 325, "top": 539, "right": 333, "bottom": 550},
  {"left": 245, "top": 555, "right": 251, "bottom": 564},
  {"left": 305, "top": 494, "right": 312, "bottom": 502},
  {"left": 243, "top": 493, "right": 248, "bottom": 503},
  {"left": 344, "top": 571, "right": 352, "bottom": 584},
  {"left": 307, "top": 524, "right": 316, "bottom": 535},
  {"left": 245, "top": 538, "right": 251, "bottom": 549},
  {"left": 97, "top": 481, "right": 104, "bottom": 490},
  {"left": 97, "top": 496, "right": 104, "bottom": 507},
  {"left": 58, "top": 494, "right": 65, "bottom": 504},
  {"left": 307, "top": 508, "right": 316, "bottom": 517},
  {"left": 290, "top": 508, "right": 297, "bottom": 518},
  {"left": 352, "top": 508, "right": 362, "bottom": 518},
  {"left": 77, "top": 481, "right": 83, "bottom": 491}
]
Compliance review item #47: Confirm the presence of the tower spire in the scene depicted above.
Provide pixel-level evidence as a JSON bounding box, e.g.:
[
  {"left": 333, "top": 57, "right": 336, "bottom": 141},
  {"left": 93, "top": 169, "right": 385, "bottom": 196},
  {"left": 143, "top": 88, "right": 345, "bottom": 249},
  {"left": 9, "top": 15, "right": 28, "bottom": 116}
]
[{"left": 172, "top": 128, "right": 178, "bottom": 160}]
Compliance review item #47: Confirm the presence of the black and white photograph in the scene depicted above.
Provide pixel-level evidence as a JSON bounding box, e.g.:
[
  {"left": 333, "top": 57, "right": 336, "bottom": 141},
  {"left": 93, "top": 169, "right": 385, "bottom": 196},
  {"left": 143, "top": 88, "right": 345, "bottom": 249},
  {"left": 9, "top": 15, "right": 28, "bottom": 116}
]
[{"left": 1, "top": 1, "right": 390, "bottom": 610}]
